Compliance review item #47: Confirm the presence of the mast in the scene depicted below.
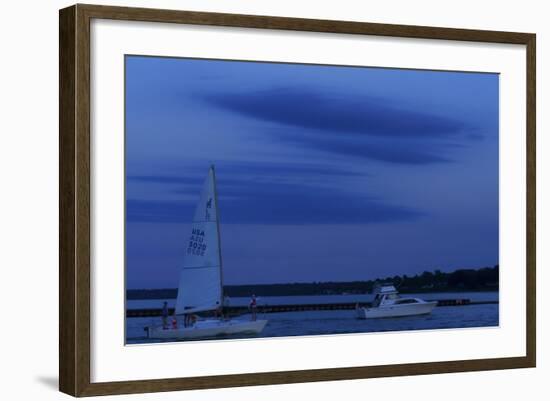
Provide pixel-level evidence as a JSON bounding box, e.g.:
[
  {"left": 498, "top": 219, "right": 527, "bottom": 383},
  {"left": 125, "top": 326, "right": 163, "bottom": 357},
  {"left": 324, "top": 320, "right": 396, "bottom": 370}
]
[{"left": 210, "top": 165, "right": 224, "bottom": 307}]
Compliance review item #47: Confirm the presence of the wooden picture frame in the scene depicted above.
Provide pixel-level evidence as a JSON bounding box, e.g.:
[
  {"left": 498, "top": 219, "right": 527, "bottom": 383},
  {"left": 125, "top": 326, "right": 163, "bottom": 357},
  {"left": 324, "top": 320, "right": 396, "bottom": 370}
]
[{"left": 59, "top": 3, "right": 536, "bottom": 397}]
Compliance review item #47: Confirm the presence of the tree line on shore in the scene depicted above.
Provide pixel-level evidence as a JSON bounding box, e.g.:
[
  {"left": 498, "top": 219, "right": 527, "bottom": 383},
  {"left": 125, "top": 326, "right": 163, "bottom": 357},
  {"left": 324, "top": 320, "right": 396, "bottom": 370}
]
[{"left": 127, "top": 265, "right": 499, "bottom": 299}]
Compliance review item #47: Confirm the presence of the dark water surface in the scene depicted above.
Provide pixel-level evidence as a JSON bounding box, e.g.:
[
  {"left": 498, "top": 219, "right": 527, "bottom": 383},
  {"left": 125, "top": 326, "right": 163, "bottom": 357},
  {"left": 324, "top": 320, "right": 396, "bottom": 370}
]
[{"left": 126, "top": 292, "right": 498, "bottom": 344}]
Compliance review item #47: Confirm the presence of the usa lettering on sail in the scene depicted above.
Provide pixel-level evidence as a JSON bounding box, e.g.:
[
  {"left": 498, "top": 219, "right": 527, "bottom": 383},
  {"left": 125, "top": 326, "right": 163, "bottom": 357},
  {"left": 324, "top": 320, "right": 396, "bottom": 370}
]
[{"left": 187, "top": 228, "right": 207, "bottom": 256}]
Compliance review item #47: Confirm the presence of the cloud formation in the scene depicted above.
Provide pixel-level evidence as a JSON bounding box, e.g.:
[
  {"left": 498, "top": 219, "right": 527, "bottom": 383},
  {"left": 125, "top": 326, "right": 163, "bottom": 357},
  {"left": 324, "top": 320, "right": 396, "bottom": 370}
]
[
  {"left": 202, "top": 86, "right": 466, "bottom": 137},
  {"left": 127, "top": 166, "right": 422, "bottom": 225},
  {"left": 279, "top": 133, "right": 452, "bottom": 164},
  {"left": 201, "top": 86, "right": 472, "bottom": 164}
]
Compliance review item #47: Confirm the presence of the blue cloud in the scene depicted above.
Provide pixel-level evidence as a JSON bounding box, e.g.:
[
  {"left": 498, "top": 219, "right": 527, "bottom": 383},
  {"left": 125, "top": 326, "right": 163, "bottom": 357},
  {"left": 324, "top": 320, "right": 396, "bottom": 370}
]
[
  {"left": 202, "top": 86, "right": 466, "bottom": 138},
  {"left": 278, "top": 133, "right": 452, "bottom": 164},
  {"left": 127, "top": 162, "right": 362, "bottom": 185},
  {"left": 212, "top": 161, "right": 364, "bottom": 177},
  {"left": 200, "top": 86, "right": 475, "bottom": 164},
  {"left": 127, "top": 177, "right": 422, "bottom": 225},
  {"left": 128, "top": 175, "right": 203, "bottom": 185}
]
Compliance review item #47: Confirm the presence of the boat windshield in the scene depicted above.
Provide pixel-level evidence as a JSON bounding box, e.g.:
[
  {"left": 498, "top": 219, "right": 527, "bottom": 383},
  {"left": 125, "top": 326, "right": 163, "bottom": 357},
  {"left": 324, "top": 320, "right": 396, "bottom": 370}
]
[{"left": 394, "top": 299, "right": 419, "bottom": 304}]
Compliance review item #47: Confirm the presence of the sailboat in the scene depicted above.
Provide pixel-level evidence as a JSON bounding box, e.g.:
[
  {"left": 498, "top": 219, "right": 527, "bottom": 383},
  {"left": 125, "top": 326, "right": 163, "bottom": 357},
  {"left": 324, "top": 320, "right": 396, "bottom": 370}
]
[{"left": 146, "top": 166, "right": 268, "bottom": 340}]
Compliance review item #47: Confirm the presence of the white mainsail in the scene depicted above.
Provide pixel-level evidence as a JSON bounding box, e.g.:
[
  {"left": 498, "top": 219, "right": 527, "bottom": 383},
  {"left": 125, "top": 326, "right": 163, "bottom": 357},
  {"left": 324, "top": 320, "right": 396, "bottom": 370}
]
[{"left": 175, "top": 166, "right": 223, "bottom": 314}]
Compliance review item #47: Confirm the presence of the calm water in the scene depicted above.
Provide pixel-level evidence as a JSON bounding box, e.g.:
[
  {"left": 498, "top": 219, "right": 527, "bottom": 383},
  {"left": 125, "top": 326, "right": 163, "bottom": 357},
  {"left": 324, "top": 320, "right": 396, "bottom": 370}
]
[{"left": 126, "top": 292, "right": 498, "bottom": 344}]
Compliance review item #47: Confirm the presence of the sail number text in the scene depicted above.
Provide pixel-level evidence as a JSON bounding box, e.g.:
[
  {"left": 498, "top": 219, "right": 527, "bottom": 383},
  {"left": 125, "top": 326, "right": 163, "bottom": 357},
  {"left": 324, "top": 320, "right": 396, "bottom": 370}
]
[{"left": 188, "top": 228, "right": 207, "bottom": 256}]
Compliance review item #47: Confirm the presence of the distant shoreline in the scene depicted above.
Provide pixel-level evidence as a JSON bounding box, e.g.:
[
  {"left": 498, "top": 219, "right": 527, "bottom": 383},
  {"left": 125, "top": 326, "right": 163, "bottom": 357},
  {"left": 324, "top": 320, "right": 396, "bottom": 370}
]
[
  {"left": 128, "top": 265, "right": 498, "bottom": 299},
  {"left": 127, "top": 288, "right": 499, "bottom": 300}
]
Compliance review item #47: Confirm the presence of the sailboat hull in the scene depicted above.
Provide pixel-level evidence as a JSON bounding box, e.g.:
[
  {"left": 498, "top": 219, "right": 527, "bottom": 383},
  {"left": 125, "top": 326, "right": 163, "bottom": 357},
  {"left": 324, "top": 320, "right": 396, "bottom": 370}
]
[{"left": 146, "top": 319, "right": 268, "bottom": 340}]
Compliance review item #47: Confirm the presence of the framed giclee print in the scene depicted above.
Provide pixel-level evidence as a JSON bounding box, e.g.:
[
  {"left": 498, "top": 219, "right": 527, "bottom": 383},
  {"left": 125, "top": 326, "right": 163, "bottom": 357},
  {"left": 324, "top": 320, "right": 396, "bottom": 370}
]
[{"left": 59, "top": 3, "right": 536, "bottom": 397}]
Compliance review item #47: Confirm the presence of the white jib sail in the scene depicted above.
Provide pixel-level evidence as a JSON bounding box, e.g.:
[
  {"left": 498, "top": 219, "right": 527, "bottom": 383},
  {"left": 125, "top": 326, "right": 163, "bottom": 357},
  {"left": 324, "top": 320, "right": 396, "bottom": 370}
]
[{"left": 175, "top": 166, "right": 223, "bottom": 314}]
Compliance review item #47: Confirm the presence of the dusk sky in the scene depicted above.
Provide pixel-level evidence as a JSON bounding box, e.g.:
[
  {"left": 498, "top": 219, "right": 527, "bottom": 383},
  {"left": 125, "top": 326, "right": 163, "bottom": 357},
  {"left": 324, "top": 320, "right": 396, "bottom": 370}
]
[{"left": 125, "top": 55, "right": 499, "bottom": 289}]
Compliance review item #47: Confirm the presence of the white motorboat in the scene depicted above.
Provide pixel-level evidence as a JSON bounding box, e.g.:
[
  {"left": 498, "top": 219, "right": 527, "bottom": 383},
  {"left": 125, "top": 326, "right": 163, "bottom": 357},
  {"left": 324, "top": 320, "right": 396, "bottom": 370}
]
[
  {"left": 356, "top": 284, "right": 437, "bottom": 319},
  {"left": 146, "top": 166, "right": 268, "bottom": 340}
]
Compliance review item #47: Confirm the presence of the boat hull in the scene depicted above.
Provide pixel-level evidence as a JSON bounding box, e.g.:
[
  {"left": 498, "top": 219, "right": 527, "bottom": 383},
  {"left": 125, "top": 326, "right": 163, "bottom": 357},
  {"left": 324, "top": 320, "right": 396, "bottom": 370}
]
[
  {"left": 146, "top": 319, "right": 268, "bottom": 340},
  {"left": 356, "top": 301, "right": 437, "bottom": 319}
]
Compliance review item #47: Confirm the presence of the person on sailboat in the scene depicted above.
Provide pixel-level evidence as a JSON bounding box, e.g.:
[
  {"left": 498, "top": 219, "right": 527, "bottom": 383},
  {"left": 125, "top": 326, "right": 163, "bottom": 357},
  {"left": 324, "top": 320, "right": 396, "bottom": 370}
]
[
  {"left": 161, "top": 301, "right": 169, "bottom": 329},
  {"left": 249, "top": 294, "right": 258, "bottom": 321}
]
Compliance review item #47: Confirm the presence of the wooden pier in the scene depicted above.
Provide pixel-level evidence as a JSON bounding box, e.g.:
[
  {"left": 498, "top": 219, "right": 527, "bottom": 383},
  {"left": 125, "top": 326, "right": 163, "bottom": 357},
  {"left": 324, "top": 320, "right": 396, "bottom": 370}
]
[{"left": 126, "top": 298, "right": 497, "bottom": 318}]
